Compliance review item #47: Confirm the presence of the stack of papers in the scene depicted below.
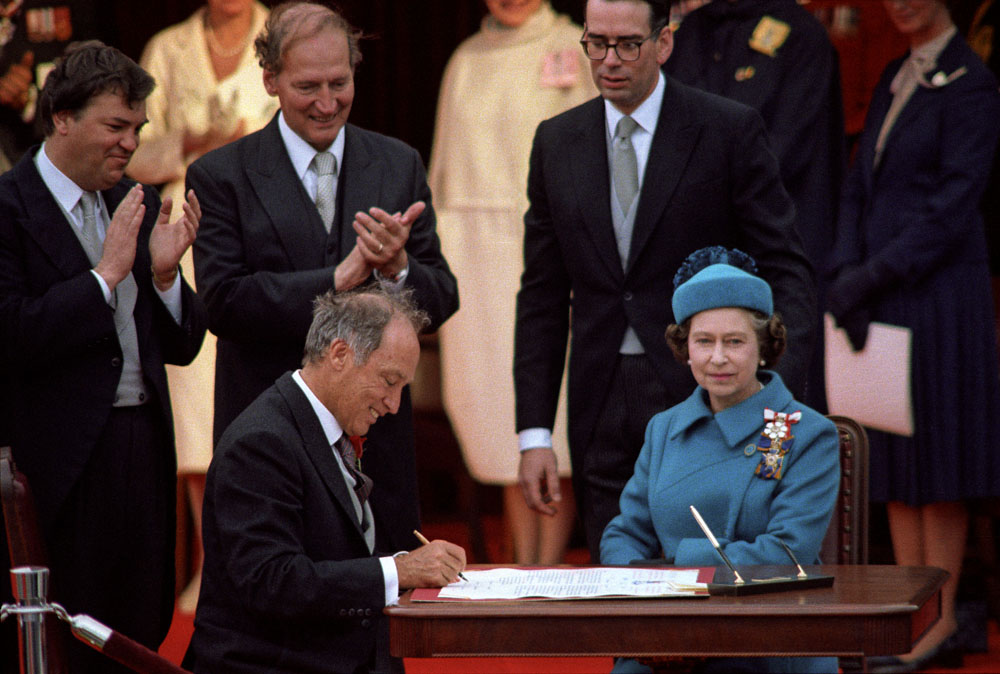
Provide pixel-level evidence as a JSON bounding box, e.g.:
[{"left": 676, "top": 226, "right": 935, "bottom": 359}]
[{"left": 425, "top": 567, "right": 708, "bottom": 601}]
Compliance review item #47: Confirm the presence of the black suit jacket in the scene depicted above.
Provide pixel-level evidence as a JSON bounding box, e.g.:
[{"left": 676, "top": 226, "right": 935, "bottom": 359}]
[
  {"left": 0, "top": 147, "right": 207, "bottom": 527},
  {"left": 187, "top": 373, "right": 393, "bottom": 674},
  {"left": 514, "top": 79, "right": 815, "bottom": 456},
  {"left": 188, "top": 114, "right": 458, "bottom": 552}
]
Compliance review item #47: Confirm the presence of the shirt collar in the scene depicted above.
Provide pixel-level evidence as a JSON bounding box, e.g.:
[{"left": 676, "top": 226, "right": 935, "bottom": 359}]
[
  {"left": 604, "top": 70, "right": 665, "bottom": 140},
  {"left": 277, "top": 111, "right": 346, "bottom": 181},
  {"left": 292, "top": 369, "right": 345, "bottom": 447},
  {"left": 34, "top": 142, "right": 87, "bottom": 214},
  {"left": 911, "top": 24, "right": 957, "bottom": 68},
  {"left": 668, "top": 371, "right": 795, "bottom": 447}
]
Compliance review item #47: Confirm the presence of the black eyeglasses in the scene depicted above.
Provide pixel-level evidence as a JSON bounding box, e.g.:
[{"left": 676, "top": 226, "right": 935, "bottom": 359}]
[{"left": 579, "top": 26, "right": 662, "bottom": 62}]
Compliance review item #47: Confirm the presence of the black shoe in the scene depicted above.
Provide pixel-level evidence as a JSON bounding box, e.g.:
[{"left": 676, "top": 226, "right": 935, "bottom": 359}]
[
  {"left": 866, "top": 655, "right": 904, "bottom": 671},
  {"left": 867, "top": 631, "right": 964, "bottom": 673}
]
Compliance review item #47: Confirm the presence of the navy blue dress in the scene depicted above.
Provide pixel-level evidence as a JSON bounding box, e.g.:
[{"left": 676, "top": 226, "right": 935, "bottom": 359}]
[{"left": 831, "top": 33, "right": 1000, "bottom": 505}]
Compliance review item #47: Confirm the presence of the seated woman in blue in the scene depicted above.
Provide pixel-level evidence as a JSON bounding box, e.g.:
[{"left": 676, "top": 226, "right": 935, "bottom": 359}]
[{"left": 601, "top": 247, "right": 841, "bottom": 674}]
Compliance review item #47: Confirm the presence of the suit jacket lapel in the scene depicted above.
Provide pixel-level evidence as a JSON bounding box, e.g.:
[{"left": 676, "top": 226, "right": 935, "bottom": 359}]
[
  {"left": 569, "top": 99, "right": 624, "bottom": 282},
  {"left": 857, "top": 63, "right": 895, "bottom": 193},
  {"left": 337, "top": 125, "right": 381, "bottom": 262},
  {"left": 881, "top": 34, "right": 965, "bottom": 170},
  {"left": 275, "top": 374, "right": 368, "bottom": 542},
  {"left": 627, "top": 78, "right": 697, "bottom": 274},
  {"left": 247, "top": 116, "right": 328, "bottom": 271},
  {"left": 14, "top": 151, "right": 94, "bottom": 278}
]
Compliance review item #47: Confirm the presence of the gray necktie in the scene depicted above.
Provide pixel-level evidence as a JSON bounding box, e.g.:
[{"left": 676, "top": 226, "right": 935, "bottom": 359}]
[
  {"left": 612, "top": 116, "right": 639, "bottom": 211},
  {"left": 78, "top": 191, "right": 102, "bottom": 265},
  {"left": 312, "top": 151, "right": 337, "bottom": 233}
]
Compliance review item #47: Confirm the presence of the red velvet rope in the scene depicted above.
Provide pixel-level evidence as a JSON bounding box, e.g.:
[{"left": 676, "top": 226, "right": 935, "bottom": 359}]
[{"left": 100, "top": 631, "right": 192, "bottom": 674}]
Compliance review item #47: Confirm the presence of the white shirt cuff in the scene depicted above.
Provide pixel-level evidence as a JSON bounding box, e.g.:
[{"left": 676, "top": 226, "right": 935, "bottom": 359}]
[
  {"left": 154, "top": 271, "right": 183, "bottom": 324},
  {"left": 380, "top": 555, "right": 400, "bottom": 606},
  {"left": 519, "top": 427, "right": 553, "bottom": 452},
  {"left": 374, "top": 263, "right": 409, "bottom": 288},
  {"left": 90, "top": 269, "right": 112, "bottom": 304}
]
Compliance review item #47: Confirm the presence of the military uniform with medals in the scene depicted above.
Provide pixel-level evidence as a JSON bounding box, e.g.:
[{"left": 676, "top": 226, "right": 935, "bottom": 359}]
[
  {"left": 0, "top": 0, "right": 105, "bottom": 165},
  {"left": 665, "top": 0, "right": 846, "bottom": 412}
]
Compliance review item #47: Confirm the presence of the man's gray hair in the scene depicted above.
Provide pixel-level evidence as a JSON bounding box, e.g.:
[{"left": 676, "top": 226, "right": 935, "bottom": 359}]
[
  {"left": 255, "top": 1, "right": 363, "bottom": 74},
  {"left": 302, "top": 286, "right": 429, "bottom": 366}
]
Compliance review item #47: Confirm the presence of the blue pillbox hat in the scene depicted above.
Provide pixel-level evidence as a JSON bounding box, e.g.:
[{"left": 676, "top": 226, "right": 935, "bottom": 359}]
[{"left": 671, "top": 263, "right": 773, "bottom": 324}]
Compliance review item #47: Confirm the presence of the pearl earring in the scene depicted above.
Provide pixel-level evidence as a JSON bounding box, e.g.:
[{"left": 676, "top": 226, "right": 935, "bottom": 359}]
[
  {"left": 759, "top": 359, "right": 766, "bottom": 367},
  {"left": 687, "top": 359, "right": 692, "bottom": 365}
]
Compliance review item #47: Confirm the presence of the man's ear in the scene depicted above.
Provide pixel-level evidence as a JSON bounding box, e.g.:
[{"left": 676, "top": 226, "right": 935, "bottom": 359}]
[
  {"left": 263, "top": 69, "right": 279, "bottom": 96},
  {"left": 51, "top": 109, "right": 74, "bottom": 135},
  {"left": 656, "top": 23, "right": 674, "bottom": 66},
  {"left": 325, "top": 339, "right": 351, "bottom": 371}
]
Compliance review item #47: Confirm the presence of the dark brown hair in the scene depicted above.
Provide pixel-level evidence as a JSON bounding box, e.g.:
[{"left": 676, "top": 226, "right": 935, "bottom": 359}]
[{"left": 37, "top": 41, "right": 154, "bottom": 136}]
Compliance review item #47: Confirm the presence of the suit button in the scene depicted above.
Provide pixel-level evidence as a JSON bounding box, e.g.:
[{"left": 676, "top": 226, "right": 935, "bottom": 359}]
[
  {"left": 364, "top": 608, "right": 372, "bottom": 617},
  {"left": 327, "top": 243, "right": 336, "bottom": 254},
  {"left": 623, "top": 292, "right": 633, "bottom": 301},
  {"left": 348, "top": 608, "right": 356, "bottom": 616},
  {"left": 138, "top": 392, "right": 145, "bottom": 402},
  {"left": 339, "top": 609, "right": 347, "bottom": 617},
  {"left": 361, "top": 619, "right": 371, "bottom": 628},
  {"left": 111, "top": 357, "right": 122, "bottom": 368}
]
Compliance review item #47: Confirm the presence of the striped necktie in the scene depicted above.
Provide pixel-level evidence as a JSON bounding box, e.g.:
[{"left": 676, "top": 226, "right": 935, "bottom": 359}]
[{"left": 312, "top": 151, "right": 337, "bottom": 233}]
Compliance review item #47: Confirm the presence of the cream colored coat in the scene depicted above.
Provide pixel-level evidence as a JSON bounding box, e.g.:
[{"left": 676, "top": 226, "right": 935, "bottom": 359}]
[
  {"left": 129, "top": 2, "right": 278, "bottom": 472},
  {"left": 429, "top": 4, "right": 596, "bottom": 483}
]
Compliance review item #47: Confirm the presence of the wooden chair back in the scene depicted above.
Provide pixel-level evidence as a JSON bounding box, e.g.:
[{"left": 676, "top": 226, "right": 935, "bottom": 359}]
[{"left": 820, "top": 416, "right": 870, "bottom": 565}]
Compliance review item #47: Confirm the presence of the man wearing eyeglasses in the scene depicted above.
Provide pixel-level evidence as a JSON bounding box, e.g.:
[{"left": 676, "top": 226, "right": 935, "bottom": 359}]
[{"left": 514, "top": 0, "right": 816, "bottom": 561}]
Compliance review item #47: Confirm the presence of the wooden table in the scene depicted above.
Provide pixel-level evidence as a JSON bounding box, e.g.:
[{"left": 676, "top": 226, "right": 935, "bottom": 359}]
[{"left": 387, "top": 565, "right": 946, "bottom": 660}]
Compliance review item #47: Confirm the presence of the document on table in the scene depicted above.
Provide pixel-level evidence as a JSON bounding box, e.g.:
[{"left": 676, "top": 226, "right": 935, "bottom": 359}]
[{"left": 431, "top": 567, "right": 708, "bottom": 600}]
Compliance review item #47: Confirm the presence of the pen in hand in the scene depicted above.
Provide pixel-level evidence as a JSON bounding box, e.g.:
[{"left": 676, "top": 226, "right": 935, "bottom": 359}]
[{"left": 413, "top": 529, "right": 469, "bottom": 582}]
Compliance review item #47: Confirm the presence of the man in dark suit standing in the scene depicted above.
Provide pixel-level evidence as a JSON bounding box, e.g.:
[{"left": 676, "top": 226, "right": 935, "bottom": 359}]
[
  {"left": 0, "top": 42, "right": 206, "bottom": 673},
  {"left": 190, "top": 1, "right": 457, "bottom": 554},
  {"left": 186, "top": 287, "right": 466, "bottom": 674},
  {"left": 515, "top": 0, "right": 815, "bottom": 560}
]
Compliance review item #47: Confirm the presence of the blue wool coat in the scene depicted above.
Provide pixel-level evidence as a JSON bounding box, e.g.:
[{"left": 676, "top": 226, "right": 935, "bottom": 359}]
[
  {"left": 601, "top": 371, "right": 839, "bottom": 568},
  {"left": 601, "top": 372, "right": 840, "bottom": 674}
]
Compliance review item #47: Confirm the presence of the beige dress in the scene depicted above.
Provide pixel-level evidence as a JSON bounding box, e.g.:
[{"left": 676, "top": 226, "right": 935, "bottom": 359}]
[
  {"left": 429, "top": 3, "right": 596, "bottom": 484},
  {"left": 129, "top": 3, "right": 278, "bottom": 473}
]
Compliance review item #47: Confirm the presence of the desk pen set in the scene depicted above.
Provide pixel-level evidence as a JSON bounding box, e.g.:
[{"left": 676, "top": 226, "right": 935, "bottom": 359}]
[{"left": 689, "top": 505, "right": 835, "bottom": 596}]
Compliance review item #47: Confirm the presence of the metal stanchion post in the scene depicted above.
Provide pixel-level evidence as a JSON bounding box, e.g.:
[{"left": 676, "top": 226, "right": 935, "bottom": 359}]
[
  {"left": 3, "top": 564, "right": 192, "bottom": 674},
  {"left": 9, "top": 566, "right": 50, "bottom": 674}
]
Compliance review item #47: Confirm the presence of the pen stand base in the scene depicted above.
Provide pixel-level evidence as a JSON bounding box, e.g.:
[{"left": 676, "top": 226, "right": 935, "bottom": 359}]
[{"left": 708, "top": 574, "right": 834, "bottom": 596}]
